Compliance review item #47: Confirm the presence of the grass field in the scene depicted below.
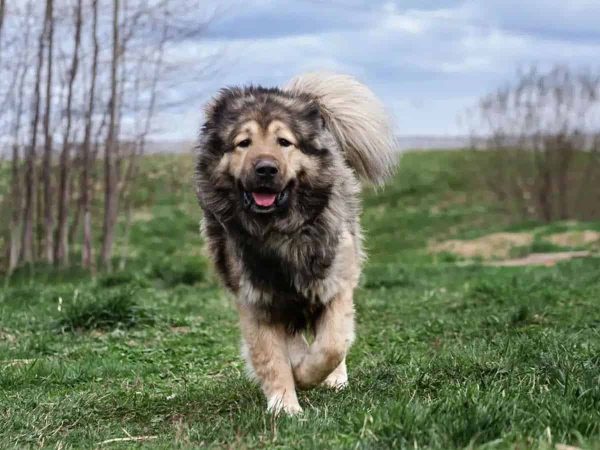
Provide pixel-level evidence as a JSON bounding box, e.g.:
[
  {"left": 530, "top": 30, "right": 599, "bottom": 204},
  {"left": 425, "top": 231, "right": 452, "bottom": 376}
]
[{"left": 1, "top": 151, "right": 599, "bottom": 449}]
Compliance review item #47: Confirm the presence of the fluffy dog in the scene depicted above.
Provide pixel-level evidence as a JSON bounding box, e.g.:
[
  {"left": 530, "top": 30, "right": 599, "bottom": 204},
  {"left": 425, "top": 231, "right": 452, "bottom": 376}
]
[{"left": 195, "top": 73, "right": 397, "bottom": 414}]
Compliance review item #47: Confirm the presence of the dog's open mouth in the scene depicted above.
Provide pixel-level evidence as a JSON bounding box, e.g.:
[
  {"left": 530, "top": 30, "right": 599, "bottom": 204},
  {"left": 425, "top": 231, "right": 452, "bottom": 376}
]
[{"left": 243, "top": 188, "right": 290, "bottom": 213}]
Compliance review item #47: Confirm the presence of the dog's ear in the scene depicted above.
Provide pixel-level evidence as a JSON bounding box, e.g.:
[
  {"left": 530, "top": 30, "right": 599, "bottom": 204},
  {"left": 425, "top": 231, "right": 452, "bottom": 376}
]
[
  {"left": 203, "top": 87, "right": 241, "bottom": 125},
  {"left": 203, "top": 96, "right": 219, "bottom": 123},
  {"left": 303, "top": 100, "right": 326, "bottom": 129}
]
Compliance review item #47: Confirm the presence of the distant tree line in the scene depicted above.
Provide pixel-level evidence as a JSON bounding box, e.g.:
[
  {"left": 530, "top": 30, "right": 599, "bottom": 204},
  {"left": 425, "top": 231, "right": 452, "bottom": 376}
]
[{"left": 0, "top": 0, "right": 216, "bottom": 273}]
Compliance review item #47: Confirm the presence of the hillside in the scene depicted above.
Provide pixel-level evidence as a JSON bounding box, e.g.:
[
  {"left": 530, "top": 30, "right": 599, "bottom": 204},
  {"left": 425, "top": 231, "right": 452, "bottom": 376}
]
[{"left": 1, "top": 151, "right": 599, "bottom": 449}]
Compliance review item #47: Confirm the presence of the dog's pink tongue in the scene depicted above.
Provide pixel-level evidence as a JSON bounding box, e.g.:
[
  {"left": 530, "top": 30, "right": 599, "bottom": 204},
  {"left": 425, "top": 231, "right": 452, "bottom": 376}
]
[{"left": 252, "top": 192, "right": 277, "bottom": 207}]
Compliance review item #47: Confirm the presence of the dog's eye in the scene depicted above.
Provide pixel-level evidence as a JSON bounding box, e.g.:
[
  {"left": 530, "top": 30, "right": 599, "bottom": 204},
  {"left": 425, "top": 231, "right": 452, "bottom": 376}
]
[
  {"left": 237, "top": 139, "right": 251, "bottom": 148},
  {"left": 278, "top": 138, "right": 293, "bottom": 147}
]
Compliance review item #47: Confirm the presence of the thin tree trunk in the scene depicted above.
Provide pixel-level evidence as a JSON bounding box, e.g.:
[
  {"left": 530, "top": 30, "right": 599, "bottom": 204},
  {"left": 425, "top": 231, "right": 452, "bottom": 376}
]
[
  {"left": 68, "top": 149, "right": 82, "bottom": 245},
  {"left": 8, "top": 140, "right": 22, "bottom": 272},
  {"left": 119, "top": 19, "right": 167, "bottom": 270},
  {"left": 41, "top": 0, "right": 54, "bottom": 263},
  {"left": 55, "top": 0, "right": 82, "bottom": 266},
  {"left": 68, "top": 143, "right": 84, "bottom": 238},
  {"left": 100, "top": 0, "right": 120, "bottom": 269},
  {"left": 8, "top": 27, "right": 31, "bottom": 273},
  {"left": 36, "top": 173, "right": 44, "bottom": 258},
  {"left": 4, "top": 4, "right": 31, "bottom": 274},
  {"left": 20, "top": 2, "right": 49, "bottom": 264},
  {"left": 78, "top": 0, "right": 100, "bottom": 270}
]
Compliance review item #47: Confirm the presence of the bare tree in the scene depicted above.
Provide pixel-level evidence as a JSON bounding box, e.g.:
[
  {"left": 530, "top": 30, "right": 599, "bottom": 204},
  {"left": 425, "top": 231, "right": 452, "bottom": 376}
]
[
  {"left": 41, "top": 0, "right": 54, "bottom": 263},
  {"left": 119, "top": 9, "right": 169, "bottom": 269},
  {"left": 2, "top": 0, "right": 221, "bottom": 272},
  {"left": 7, "top": 4, "right": 32, "bottom": 273},
  {"left": 469, "top": 65, "right": 600, "bottom": 222},
  {"left": 100, "top": 0, "right": 121, "bottom": 269},
  {"left": 79, "top": 0, "right": 99, "bottom": 270},
  {"left": 20, "top": 2, "right": 49, "bottom": 264},
  {"left": 54, "top": 0, "right": 83, "bottom": 266}
]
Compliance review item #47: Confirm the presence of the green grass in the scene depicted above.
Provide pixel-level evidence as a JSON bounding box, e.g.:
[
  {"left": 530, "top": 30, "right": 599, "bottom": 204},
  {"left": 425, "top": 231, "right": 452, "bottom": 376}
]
[{"left": 1, "top": 151, "right": 599, "bottom": 449}]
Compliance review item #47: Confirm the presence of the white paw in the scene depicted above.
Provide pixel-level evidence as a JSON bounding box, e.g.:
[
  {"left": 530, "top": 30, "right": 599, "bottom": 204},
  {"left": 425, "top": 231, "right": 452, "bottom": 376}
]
[
  {"left": 322, "top": 371, "right": 348, "bottom": 390},
  {"left": 267, "top": 394, "right": 303, "bottom": 416}
]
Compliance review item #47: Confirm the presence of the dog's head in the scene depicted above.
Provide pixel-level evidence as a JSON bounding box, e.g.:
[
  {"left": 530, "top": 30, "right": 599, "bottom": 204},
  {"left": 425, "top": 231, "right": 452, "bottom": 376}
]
[
  {"left": 196, "top": 86, "right": 342, "bottom": 236},
  {"left": 225, "top": 117, "right": 301, "bottom": 215}
]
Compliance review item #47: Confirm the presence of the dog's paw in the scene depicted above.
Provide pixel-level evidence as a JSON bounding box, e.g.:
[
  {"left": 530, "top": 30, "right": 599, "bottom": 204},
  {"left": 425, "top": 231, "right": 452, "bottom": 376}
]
[
  {"left": 322, "top": 368, "right": 348, "bottom": 390},
  {"left": 267, "top": 394, "right": 303, "bottom": 416}
]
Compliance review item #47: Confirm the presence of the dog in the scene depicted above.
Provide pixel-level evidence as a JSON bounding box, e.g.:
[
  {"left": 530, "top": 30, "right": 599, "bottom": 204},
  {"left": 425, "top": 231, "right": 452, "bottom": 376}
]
[{"left": 195, "top": 73, "right": 397, "bottom": 414}]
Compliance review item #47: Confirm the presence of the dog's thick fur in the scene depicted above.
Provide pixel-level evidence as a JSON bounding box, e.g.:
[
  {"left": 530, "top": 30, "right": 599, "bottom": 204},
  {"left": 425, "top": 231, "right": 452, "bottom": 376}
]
[{"left": 195, "top": 72, "right": 396, "bottom": 414}]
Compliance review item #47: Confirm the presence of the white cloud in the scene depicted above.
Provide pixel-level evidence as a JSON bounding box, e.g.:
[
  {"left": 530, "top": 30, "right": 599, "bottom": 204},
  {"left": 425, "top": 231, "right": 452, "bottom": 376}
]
[{"left": 149, "top": 0, "right": 600, "bottom": 140}]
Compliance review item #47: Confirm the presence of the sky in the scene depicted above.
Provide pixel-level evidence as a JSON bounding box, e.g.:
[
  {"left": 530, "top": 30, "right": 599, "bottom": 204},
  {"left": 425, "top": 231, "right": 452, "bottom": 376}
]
[{"left": 151, "top": 0, "right": 600, "bottom": 141}]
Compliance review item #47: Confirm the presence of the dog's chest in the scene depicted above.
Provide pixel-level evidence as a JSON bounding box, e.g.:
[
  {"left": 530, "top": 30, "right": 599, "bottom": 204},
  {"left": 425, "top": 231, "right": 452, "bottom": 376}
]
[
  {"left": 240, "top": 240, "right": 330, "bottom": 298},
  {"left": 236, "top": 237, "right": 337, "bottom": 330}
]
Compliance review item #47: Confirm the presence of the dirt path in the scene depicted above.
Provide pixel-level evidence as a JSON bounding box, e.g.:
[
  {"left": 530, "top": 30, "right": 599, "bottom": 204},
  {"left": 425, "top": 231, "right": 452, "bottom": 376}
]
[
  {"left": 487, "top": 251, "right": 591, "bottom": 267},
  {"left": 430, "top": 229, "right": 598, "bottom": 266}
]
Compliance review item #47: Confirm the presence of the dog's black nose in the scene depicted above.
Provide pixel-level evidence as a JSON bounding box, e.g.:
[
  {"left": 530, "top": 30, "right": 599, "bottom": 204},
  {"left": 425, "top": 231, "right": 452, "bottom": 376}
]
[{"left": 255, "top": 159, "right": 279, "bottom": 178}]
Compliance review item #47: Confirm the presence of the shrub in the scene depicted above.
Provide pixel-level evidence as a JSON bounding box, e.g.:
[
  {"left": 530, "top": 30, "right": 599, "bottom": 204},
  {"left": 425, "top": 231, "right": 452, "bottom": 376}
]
[
  {"left": 57, "top": 287, "right": 155, "bottom": 332},
  {"left": 467, "top": 65, "right": 600, "bottom": 222}
]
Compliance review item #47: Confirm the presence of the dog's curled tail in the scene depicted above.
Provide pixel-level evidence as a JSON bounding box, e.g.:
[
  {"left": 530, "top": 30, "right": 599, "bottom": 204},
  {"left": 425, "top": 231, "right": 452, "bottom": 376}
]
[{"left": 285, "top": 72, "right": 397, "bottom": 185}]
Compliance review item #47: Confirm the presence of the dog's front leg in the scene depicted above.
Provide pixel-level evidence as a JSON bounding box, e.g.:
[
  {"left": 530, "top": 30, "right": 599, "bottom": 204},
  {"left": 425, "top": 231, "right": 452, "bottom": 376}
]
[
  {"left": 286, "top": 332, "right": 347, "bottom": 390},
  {"left": 286, "top": 332, "right": 308, "bottom": 367},
  {"left": 292, "top": 288, "right": 355, "bottom": 389},
  {"left": 238, "top": 303, "right": 302, "bottom": 415}
]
